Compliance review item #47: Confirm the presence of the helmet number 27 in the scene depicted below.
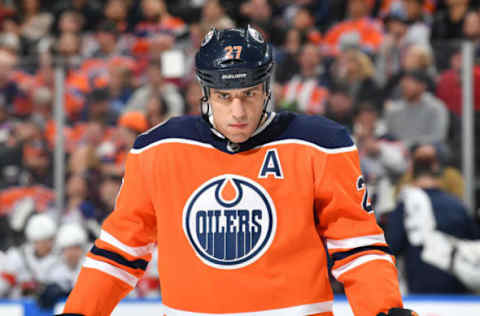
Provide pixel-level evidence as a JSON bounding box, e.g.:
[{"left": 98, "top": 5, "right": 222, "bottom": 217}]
[{"left": 224, "top": 46, "right": 243, "bottom": 60}]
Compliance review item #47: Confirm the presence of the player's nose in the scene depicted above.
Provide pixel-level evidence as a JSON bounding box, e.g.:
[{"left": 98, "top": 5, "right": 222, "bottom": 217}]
[{"left": 231, "top": 97, "right": 247, "bottom": 120}]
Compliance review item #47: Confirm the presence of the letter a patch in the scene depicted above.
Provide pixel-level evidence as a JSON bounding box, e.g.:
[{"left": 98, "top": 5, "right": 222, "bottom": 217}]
[{"left": 258, "top": 149, "right": 283, "bottom": 179}]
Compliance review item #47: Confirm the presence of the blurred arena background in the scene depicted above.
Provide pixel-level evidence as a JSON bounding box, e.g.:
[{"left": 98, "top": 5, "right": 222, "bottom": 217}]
[{"left": 0, "top": 0, "right": 479, "bottom": 315}]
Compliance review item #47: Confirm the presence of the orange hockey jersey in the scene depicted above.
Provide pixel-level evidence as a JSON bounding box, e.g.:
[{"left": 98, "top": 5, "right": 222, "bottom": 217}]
[{"left": 63, "top": 112, "right": 403, "bottom": 316}]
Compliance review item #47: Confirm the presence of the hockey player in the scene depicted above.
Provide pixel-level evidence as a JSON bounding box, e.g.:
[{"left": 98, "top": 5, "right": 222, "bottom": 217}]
[
  {"left": 60, "top": 26, "right": 417, "bottom": 316},
  {"left": 36, "top": 223, "right": 89, "bottom": 309},
  {"left": 48, "top": 223, "right": 89, "bottom": 292},
  {"left": 1, "top": 213, "right": 58, "bottom": 298}
]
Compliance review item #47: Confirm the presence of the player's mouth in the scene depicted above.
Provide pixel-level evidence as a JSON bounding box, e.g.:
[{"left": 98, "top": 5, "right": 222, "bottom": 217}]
[{"left": 229, "top": 123, "right": 248, "bottom": 129}]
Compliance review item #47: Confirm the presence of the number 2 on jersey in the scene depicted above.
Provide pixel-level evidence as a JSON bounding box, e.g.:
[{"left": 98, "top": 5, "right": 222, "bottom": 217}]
[{"left": 356, "top": 176, "right": 373, "bottom": 213}]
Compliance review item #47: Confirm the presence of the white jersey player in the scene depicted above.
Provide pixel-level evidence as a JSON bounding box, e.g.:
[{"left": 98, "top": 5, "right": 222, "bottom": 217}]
[
  {"left": 45, "top": 223, "right": 89, "bottom": 292},
  {"left": 1, "top": 213, "right": 58, "bottom": 298}
]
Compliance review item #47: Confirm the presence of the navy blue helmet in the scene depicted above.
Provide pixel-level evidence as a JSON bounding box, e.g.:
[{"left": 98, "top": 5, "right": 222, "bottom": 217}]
[{"left": 195, "top": 26, "right": 273, "bottom": 91}]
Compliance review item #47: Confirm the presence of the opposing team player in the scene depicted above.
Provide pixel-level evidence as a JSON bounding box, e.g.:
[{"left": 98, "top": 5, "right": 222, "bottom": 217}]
[{"left": 59, "top": 26, "right": 417, "bottom": 316}]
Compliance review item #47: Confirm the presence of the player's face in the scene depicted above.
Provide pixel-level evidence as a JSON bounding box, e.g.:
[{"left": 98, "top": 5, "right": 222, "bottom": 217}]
[{"left": 210, "top": 84, "right": 265, "bottom": 143}]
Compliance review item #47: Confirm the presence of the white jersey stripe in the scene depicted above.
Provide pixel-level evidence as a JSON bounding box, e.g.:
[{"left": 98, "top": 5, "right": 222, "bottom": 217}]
[
  {"left": 331, "top": 254, "right": 394, "bottom": 279},
  {"left": 130, "top": 137, "right": 356, "bottom": 155},
  {"left": 254, "top": 139, "right": 356, "bottom": 154},
  {"left": 100, "top": 230, "right": 155, "bottom": 258},
  {"left": 130, "top": 138, "right": 215, "bottom": 154},
  {"left": 83, "top": 257, "right": 138, "bottom": 288},
  {"left": 326, "top": 234, "right": 387, "bottom": 250},
  {"left": 162, "top": 301, "right": 333, "bottom": 316}
]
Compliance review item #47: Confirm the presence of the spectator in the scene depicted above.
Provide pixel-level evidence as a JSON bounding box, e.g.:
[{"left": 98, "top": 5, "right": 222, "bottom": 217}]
[
  {"left": 20, "top": 121, "right": 53, "bottom": 187},
  {"left": 290, "top": 5, "right": 322, "bottom": 45},
  {"left": 396, "top": 144, "right": 465, "bottom": 201},
  {"left": 17, "top": 0, "right": 53, "bottom": 56},
  {"left": 124, "top": 59, "right": 184, "bottom": 117},
  {"left": 323, "top": 0, "right": 384, "bottom": 55},
  {"left": 87, "top": 21, "right": 124, "bottom": 59},
  {"left": 333, "top": 48, "right": 381, "bottom": 109},
  {"left": 402, "top": 0, "right": 432, "bottom": 45},
  {"left": 376, "top": 10, "right": 411, "bottom": 87},
  {"left": 56, "top": 32, "right": 81, "bottom": 66},
  {"left": 324, "top": 83, "right": 354, "bottom": 132},
  {"left": 0, "top": 50, "right": 29, "bottom": 117},
  {"left": 0, "top": 120, "right": 35, "bottom": 188},
  {"left": 0, "top": 213, "right": 58, "bottom": 298},
  {"left": 82, "top": 88, "right": 118, "bottom": 125},
  {"left": 385, "top": 153, "right": 479, "bottom": 293},
  {"left": 30, "top": 86, "right": 52, "bottom": 129},
  {"left": 431, "top": 0, "right": 475, "bottom": 40},
  {"left": 382, "top": 44, "right": 436, "bottom": 101},
  {"left": 0, "top": 30, "right": 21, "bottom": 57},
  {"left": 0, "top": 89, "right": 14, "bottom": 137},
  {"left": 68, "top": 121, "right": 108, "bottom": 175},
  {"left": 103, "top": 0, "right": 129, "bottom": 33},
  {"left": 97, "top": 174, "right": 122, "bottom": 218},
  {"left": 94, "top": 114, "right": 143, "bottom": 179},
  {"left": 278, "top": 43, "right": 328, "bottom": 114},
  {"left": 183, "top": 80, "right": 202, "bottom": 115},
  {"left": 106, "top": 59, "right": 135, "bottom": 114},
  {"left": 384, "top": 70, "right": 449, "bottom": 148},
  {"left": 145, "top": 94, "right": 169, "bottom": 127},
  {"left": 436, "top": 49, "right": 480, "bottom": 117},
  {"left": 274, "top": 28, "right": 304, "bottom": 85},
  {"left": 134, "top": 0, "right": 187, "bottom": 40},
  {"left": 240, "top": 0, "right": 272, "bottom": 28},
  {"left": 199, "top": 0, "right": 234, "bottom": 34},
  {"left": 463, "top": 10, "right": 480, "bottom": 42},
  {"left": 52, "top": 0, "right": 102, "bottom": 32},
  {"left": 55, "top": 9, "right": 85, "bottom": 35},
  {"left": 0, "top": 119, "right": 52, "bottom": 188},
  {"left": 63, "top": 175, "right": 90, "bottom": 225},
  {"left": 181, "top": 22, "right": 203, "bottom": 84}
]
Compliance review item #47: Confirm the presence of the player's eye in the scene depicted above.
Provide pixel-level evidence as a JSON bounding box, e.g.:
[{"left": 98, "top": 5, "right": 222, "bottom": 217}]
[
  {"left": 217, "top": 93, "right": 230, "bottom": 100},
  {"left": 244, "top": 90, "right": 257, "bottom": 97}
]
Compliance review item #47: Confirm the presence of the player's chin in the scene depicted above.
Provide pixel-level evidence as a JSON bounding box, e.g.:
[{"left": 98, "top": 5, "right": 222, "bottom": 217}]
[{"left": 227, "top": 131, "right": 251, "bottom": 144}]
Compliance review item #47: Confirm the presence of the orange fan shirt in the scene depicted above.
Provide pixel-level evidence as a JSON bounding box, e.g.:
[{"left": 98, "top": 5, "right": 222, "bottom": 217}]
[{"left": 63, "top": 112, "right": 402, "bottom": 316}]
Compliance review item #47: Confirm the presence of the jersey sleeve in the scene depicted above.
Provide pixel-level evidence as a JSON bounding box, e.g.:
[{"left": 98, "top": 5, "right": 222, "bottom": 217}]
[
  {"left": 62, "top": 151, "right": 157, "bottom": 316},
  {"left": 314, "top": 130, "right": 403, "bottom": 316}
]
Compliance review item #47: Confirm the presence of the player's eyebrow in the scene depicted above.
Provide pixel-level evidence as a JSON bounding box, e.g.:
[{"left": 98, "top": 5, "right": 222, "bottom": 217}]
[
  {"left": 214, "top": 90, "right": 230, "bottom": 96},
  {"left": 243, "top": 86, "right": 261, "bottom": 93},
  {"left": 214, "top": 85, "right": 261, "bottom": 96}
]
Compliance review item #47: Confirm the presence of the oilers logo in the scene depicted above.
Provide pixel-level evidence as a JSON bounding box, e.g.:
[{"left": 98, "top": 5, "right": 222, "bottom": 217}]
[{"left": 183, "top": 174, "right": 277, "bottom": 269}]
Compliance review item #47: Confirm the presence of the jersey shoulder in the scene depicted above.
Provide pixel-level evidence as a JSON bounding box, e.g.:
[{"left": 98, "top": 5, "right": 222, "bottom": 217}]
[
  {"left": 277, "top": 112, "right": 354, "bottom": 149},
  {"left": 132, "top": 115, "right": 204, "bottom": 151}
]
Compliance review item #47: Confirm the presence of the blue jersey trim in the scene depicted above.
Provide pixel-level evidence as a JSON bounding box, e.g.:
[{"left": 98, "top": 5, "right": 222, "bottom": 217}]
[
  {"left": 131, "top": 112, "right": 355, "bottom": 154},
  {"left": 133, "top": 115, "right": 207, "bottom": 151}
]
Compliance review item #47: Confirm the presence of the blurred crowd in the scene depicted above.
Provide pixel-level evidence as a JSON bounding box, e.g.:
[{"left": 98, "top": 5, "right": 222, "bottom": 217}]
[{"left": 0, "top": 0, "right": 480, "bottom": 309}]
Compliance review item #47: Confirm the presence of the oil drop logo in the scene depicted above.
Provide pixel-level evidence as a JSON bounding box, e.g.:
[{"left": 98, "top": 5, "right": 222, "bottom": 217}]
[{"left": 183, "top": 174, "right": 276, "bottom": 269}]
